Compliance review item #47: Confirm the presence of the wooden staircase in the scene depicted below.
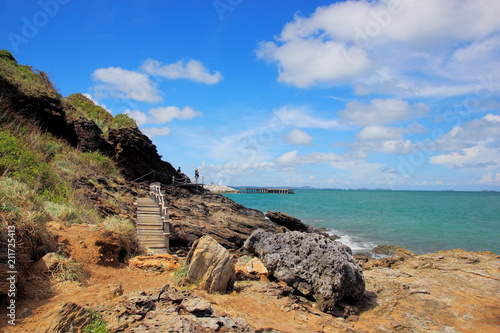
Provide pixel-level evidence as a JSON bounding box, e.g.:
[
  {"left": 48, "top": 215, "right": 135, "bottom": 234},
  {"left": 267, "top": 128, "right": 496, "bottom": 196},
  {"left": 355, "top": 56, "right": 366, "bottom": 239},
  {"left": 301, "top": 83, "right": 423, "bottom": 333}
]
[{"left": 136, "top": 183, "right": 170, "bottom": 254}]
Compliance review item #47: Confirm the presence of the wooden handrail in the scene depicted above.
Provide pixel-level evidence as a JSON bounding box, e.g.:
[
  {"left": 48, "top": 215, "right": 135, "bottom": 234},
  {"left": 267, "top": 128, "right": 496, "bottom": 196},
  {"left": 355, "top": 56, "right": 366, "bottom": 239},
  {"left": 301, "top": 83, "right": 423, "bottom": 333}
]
[{"left": 149, "top": 182, "right": 170, "bottom": 234}]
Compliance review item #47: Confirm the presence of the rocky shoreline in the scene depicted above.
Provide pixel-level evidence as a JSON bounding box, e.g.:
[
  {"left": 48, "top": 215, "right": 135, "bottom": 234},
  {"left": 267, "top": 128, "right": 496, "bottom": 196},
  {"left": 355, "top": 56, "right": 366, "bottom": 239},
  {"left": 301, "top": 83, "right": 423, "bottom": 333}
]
[{"left": 203, "top": 184, "right": 241, "bottom": 193}]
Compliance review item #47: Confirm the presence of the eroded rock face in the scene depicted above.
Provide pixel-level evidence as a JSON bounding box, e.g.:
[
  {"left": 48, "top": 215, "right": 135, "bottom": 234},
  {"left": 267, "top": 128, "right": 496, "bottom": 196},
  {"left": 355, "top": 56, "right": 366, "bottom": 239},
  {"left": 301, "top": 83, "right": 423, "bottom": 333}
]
[
  {"left": 102, "top": 284, "right": 255, "bottom": 332},
  {"left": 106, "top": 127, "right": 180, "bottom": 184},
  {"left": 186, "top": 235, "right": 236, "bottom": 293},
  {"left": 265, "top": 211, "right": 312, "bottom": 232},
  {"left": 244, "top": 229, "right": 365, "bottom": 314},
  {"left": 38, "top": 302, "right": 92, "bottom": 333},
  {"left": 166, "top": 187, "right": 278, "bottom": 249},
  {"left": 68, "top": 117, "right": 114, "bottom": 153}
]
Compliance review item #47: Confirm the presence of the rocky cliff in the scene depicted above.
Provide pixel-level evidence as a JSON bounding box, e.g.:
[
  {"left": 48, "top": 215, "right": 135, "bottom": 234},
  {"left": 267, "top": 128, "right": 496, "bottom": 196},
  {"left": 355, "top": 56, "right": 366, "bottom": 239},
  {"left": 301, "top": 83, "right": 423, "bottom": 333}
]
[{"left": 0, "top": 50, "right": 181, "bottom": 184}]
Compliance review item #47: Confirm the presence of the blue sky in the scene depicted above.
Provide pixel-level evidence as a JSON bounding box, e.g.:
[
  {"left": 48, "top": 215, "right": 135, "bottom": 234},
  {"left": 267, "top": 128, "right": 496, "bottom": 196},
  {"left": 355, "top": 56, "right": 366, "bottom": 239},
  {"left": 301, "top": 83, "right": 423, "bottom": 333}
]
[{"left": 1, "top": 0, "right": 499, "bottom": 190}]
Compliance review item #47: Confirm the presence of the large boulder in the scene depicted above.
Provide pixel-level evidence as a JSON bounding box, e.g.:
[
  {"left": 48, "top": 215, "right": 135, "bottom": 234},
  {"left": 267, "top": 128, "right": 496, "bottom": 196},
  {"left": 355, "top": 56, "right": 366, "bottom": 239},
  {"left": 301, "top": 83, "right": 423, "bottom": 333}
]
[
  {"left": 186, "top": 235, "right": 236, "bottom": 293},
  {"left": 265, "top": 211, "right": 312, "bottom": 232},
  {"left": 244, "top": 229, "right": 365, "bottom": 314}
]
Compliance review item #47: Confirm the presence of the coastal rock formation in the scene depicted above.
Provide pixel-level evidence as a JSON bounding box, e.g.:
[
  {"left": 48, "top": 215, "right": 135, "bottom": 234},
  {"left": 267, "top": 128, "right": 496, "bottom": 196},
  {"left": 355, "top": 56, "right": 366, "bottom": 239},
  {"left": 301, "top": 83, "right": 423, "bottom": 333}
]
[
  {"left": 101, "top": 284, "right": 255, "bottom": 332},
  {"left": 38, "top": 302, "right": 92, "bottom": 333},
  {"left": 204, "top": 184, "right": 241, "bottom": 193},
  {"left": 244, "top": 229, "right": 365, "bottom": 314},
  {"left": 106, "top": 127, "right": 181, "bottom": 184},
  {"left": 352, "top": 249, "right": 500, "bottom": 332},
  {"left": 165, "top": 186, "right": 278, "bottom": 249},
  {"left": 265, "top": 211, "right": 312, "bottom": 232},
  {"left": 68, "top": 117, "right": 114, "bottom": 154},
  {"left": 186, "top": 235, "right": 236, "bottom": 293}
]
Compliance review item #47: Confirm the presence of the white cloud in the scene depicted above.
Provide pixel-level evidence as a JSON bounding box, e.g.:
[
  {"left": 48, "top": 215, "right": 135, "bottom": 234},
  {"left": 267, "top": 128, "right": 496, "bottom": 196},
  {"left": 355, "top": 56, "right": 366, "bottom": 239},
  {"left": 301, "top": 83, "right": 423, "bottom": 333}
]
[
  {"left": 148, "top": 106, "right": 202, "bottom": 123},
  {"left": 142, "top": 126, "right": 171, "bottom": 138},
  {"left": 274, "top": 106, "right": 345, "bottom": 129},
  {"left": 257, "top": 0, "right": 500, "bottom": 94},
  {"left": 479, "top": 172, "right": 500, "bottom": 184},
  {"left": 339, "top": 99, "right": 429, "bottom": 126},
  {"left": 429, "top": 144, "right": 499, "bottom": 170},
  {"left": 285, "top": 128, "right": 313, "bottom": 145},
  {"left": 125, "top": 106, "right": 202, "bottom": 126},
  {"left": 257, "top": 39, "right": 371, "bottom": 87},
  {"left": 141, "top": 58, "right": 223, "bottom": 84},
  {"left": 91, "top": 67, "right": 162, "bottom": 103},
  {"left": 437, "top": 114, "right": 500, "bottom": 151},
  {"left": 356, "top": 126, "right": 406, "bottom": 141},
  {"left": 275, "top": 150, "right": 342, "bottom": 165},
  {"left": 124, "top": 109, "right": 148, "bottom": 126}
]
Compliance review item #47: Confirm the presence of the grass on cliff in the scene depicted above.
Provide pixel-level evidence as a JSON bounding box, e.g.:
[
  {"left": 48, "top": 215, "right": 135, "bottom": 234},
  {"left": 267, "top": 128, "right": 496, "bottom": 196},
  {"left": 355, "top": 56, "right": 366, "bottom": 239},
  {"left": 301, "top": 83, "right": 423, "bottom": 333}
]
[
  {"left": 65, "top": 93, "right": 138, "bottom": 134},
  {"left": 0, "top": 49, "right": 60, "bottom": 99},
  {"left": 0, "top": 50, "right": 144, "bottom": 288}
]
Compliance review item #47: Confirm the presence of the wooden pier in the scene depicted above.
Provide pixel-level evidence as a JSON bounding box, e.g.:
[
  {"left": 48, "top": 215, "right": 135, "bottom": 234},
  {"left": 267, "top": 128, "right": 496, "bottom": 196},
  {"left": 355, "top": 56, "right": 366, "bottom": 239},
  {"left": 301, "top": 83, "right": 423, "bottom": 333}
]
[{"left": 241, "top": 188, "right": 294, "bottom": 194}]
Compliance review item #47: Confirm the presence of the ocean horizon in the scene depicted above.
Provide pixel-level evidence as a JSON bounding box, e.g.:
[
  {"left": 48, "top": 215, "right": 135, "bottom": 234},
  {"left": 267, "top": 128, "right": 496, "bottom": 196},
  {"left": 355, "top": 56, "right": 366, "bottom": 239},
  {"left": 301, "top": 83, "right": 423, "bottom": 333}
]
[{"left": 224, "top": 189, "right": 500, "bottom": 255}]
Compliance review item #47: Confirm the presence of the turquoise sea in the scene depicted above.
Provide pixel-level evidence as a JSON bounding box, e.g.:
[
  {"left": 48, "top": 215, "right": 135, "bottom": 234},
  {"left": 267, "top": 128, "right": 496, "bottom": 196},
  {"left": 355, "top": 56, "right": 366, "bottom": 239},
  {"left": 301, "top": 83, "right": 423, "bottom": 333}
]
[{"left": 224, "top": 190, "right": 500, "bottom": 255}]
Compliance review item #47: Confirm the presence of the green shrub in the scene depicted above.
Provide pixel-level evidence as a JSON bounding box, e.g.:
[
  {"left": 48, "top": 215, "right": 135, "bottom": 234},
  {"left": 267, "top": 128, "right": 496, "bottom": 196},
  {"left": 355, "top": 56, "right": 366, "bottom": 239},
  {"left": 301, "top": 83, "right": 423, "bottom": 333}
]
[
  {"left": 81, "top": 151, "right": 121, "bottom": 178},
  {"left": 113, "top": 113, "right": 137, "bottom": 129},
  {"left": 82, "top": 311, "right": 109, "bottom": 333},
  {"left": 66, "top": 93, "right": 113, "bottom": 131},
  {"left": 172, "top": 264, "right": 189, "bottom": 286},
  {"left": 0, "top": 129, "right": 69, "bottom": 203}
]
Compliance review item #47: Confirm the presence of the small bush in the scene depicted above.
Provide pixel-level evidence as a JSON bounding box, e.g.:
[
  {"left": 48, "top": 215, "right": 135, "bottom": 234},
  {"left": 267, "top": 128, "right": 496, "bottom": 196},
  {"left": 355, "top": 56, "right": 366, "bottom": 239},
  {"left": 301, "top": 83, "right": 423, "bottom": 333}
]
[
  {"left": 0, "top": 129, "right": 69, "bottom": 203},
  {"left": 82, "top": 311, "right": 109, "bottom": 333},
  {"left": 113, "top": 113, "right": 137, "bottom": 129},
  {"left": 50, "top": 254, "right": 86, "bottom": 282},
  {"left": 96, "top": 216, "right": 142, "bottom": 261},
  {"left": 81, "top": 151, "right": 121, "bottom": 178},
  {"left": 66, "top": 93, "right": 113, "bottom": 131},
  {"left": 172, "top": 264, "right": 189, "bottom": 286}
]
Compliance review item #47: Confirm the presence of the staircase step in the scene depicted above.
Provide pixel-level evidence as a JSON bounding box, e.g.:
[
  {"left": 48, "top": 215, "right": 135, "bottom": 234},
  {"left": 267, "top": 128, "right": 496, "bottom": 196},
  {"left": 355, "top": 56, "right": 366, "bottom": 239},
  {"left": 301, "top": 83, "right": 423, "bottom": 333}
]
[{"left": 136, "top": 194, "right": 170, "bottom": 253}]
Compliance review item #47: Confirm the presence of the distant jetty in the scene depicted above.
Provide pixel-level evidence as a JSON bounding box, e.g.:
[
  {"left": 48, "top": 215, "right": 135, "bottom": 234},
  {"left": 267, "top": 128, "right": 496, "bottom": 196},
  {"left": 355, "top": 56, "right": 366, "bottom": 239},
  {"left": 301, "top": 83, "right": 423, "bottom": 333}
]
[
  {"left": 241, "top": 188, "right": 294, "bottom": 194},
  {"left": 204, "top": 184, "right": 241, "bottom": 193}
]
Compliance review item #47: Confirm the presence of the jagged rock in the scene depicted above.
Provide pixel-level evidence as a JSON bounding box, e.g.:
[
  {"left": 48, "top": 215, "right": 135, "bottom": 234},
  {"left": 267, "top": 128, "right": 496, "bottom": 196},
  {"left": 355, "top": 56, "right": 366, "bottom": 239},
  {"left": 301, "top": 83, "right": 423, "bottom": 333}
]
[
  {"left": 38, "top": 302, "right": 92, "bottom": 333},
  {"left": 106, "top": 127, "right": 181, "bottom": 184},
  {"left": 186, "top": 235, "right": 236, "bottom": 293},
  {"left": 265, "top": 211, "right": 312, "bottom": 232},
  {"left": 102, "top": 285, "right": 255, "bottom": 332},
  {"left": 166, "top": 188, "right": 277, "bottom": 249},
  {"left": 180, "top": 297, "right": 213, "bottom": 317},
  {"left": 33, "top": 252, "right": 60, "bottom": 273},
  {"left": 391, "top": 248, "right": 415, "bottom": 259},
  {"left": 372, "top": 244, "right": 401, "bottom": 256},
  {"left": 244, "top": 229, "right": 365, "bottom": 315},
  {"left": 68, "top": 117, "right": 114, "bottom": 153}
]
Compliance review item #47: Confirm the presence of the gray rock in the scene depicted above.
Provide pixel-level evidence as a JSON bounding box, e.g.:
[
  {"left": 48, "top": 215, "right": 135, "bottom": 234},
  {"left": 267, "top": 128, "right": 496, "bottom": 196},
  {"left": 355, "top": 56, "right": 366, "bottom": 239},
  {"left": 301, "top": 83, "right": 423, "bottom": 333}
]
[
  {"left": 186, "top": 235, "right": 236, "bottom": 293},
  {"left": 102, "top": 285, "right": 255, "bottom": 332},
  {"left": 243, "top": 229, "right": 365, "bottom": 315},
  {"left": 181, "top": 297, "right": 213, "bottom": 317}
]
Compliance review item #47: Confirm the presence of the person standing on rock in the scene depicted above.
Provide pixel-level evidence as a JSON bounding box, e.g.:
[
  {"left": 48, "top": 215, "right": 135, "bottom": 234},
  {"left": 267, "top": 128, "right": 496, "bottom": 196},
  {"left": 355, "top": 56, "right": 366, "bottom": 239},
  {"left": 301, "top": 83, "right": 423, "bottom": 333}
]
[{"left": 194, "top": 169, "right": 199, "bottom": 184}]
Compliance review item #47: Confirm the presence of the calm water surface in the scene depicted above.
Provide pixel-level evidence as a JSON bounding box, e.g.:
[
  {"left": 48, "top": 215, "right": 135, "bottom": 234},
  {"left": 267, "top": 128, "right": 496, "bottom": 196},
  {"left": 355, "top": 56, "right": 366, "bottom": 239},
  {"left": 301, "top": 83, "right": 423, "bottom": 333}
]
[{"left": 224, "top": 190, "right": 500, "bottom": 255}]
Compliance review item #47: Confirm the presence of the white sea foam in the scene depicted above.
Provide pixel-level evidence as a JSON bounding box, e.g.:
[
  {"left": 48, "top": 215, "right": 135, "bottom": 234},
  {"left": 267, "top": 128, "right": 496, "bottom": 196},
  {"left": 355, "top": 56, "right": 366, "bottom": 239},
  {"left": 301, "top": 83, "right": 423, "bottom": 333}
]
[{"left": 327, "top": 229, "right": 376, "bottom": 253}]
